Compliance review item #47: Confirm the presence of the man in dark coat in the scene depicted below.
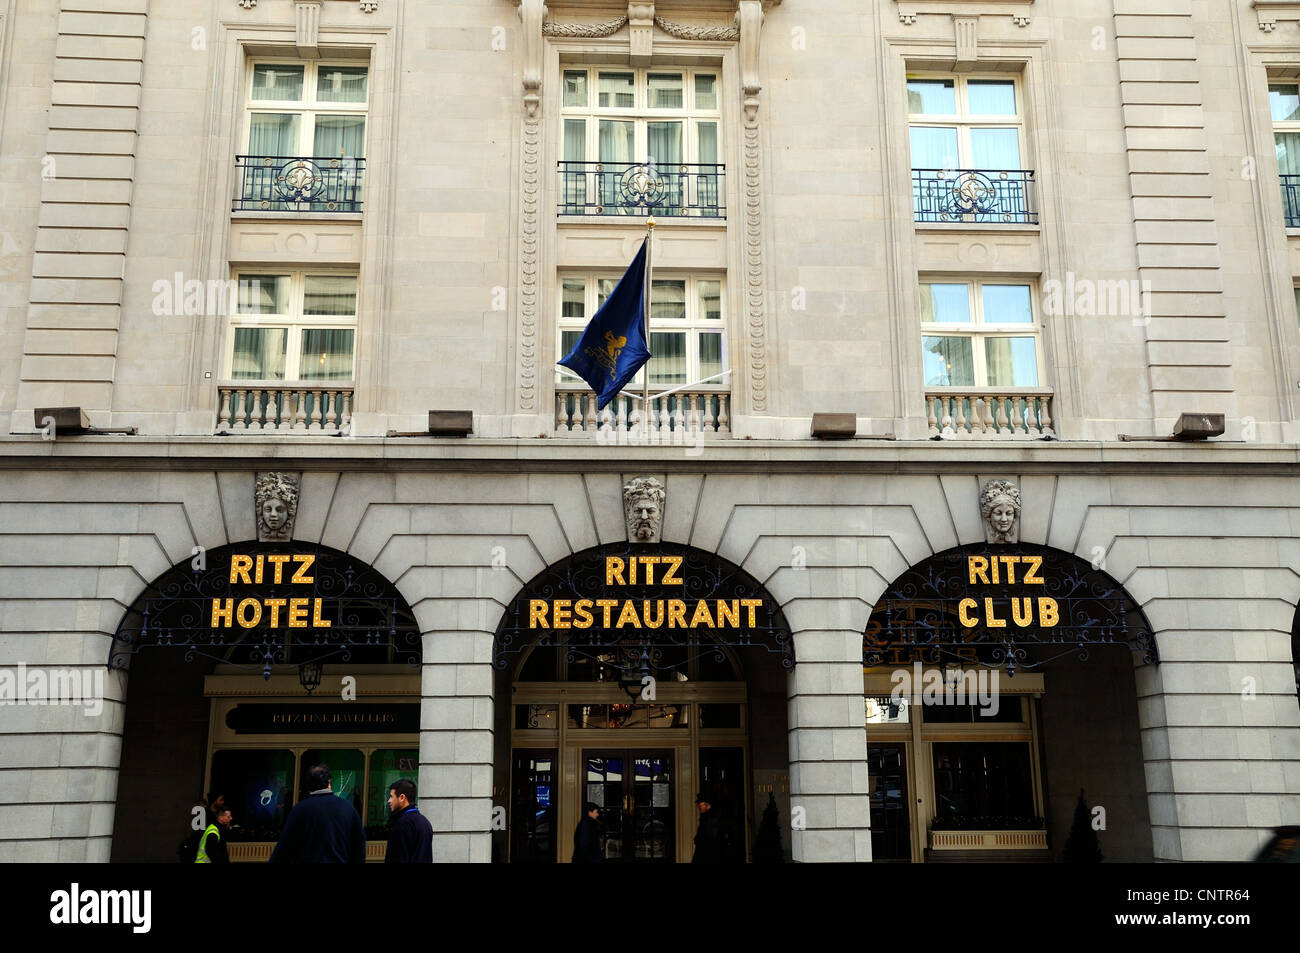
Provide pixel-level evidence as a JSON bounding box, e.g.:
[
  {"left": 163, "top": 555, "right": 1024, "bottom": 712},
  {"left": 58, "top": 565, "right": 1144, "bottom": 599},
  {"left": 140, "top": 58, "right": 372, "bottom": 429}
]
[
  {"left": 384, "top": 778, "right": 433, "bottom": 863},
  {"left": 692, "top": 793, "right": 732, "bottom": 863},
  {"left": 572, "top": 801, "right": 603, "bottom": 863},
  {"left": 269, "top": 763, "right": 366, "bottom": 863}
]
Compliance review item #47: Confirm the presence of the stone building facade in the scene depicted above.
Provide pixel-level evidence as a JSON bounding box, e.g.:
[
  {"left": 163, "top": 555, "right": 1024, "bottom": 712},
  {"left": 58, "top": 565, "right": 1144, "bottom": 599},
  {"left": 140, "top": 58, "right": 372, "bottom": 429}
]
[{"left": 0, "top": 0, "right": 1297, "bottom": 863}]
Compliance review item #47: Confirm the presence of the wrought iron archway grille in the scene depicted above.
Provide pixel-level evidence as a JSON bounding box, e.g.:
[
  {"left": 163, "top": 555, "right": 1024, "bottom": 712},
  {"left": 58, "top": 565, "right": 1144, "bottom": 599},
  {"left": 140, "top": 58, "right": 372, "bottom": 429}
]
[{"left": 494, "top": 543, "right": 795, "bottom": 676}]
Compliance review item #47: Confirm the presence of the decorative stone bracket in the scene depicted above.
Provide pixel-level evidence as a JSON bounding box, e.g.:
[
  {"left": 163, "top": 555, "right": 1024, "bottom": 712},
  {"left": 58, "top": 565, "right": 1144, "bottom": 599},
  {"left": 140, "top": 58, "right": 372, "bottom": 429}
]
[
  {"left": 896, "top": 1, "right": 1032, "bottom": 29},
  {"left": 1254, "top": 0, "right": 1300, "bottom": 32},
  {"left": 238, "top": 0, "right": 379, "bottom": 10}
]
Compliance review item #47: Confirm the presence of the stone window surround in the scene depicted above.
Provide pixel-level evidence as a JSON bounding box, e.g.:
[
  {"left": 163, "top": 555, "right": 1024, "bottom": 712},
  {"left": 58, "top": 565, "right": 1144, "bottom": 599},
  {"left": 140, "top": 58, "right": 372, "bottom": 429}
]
[
  {"left": 879, "top": 34, "right": 1077, "bottom": 438},
  {"left": 528, "top": 29, "right": 751, "bottom": 431},
  {"left": 188, "top": 18, "right": 395, "bottom": 436},
  {"left": 1239, "top": 45, "right": 1300, "bottom": 427}
]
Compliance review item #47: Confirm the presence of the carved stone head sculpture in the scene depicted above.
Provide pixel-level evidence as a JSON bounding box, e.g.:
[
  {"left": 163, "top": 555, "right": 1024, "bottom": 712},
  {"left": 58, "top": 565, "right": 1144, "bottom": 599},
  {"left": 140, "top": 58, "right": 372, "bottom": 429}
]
[
  {"left": 980, "top": 479, "right": 1021, "bottom": 544},
  {"left": 623, "top": 477, "right": 666, "bottom": 544},
  {"left": 255, "top": 471, "right": 300, "bottom": 542}
]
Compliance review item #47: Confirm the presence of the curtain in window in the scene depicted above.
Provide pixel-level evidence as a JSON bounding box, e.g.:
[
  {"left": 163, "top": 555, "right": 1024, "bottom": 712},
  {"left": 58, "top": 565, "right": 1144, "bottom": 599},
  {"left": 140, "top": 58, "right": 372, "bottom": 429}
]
[
  {"left": 299, "top": 328, "right": 355, "bottom": 381},
  {"left": 649, "top": 332, "right": 686, "bottom": 386},
  {"left": 919, "top": 283, "right": 970, "bottom": 324},
  {"left": 248, "top": 113, "right": 300, "bottom": 156},
  {"left": 252, "top": 65, "right": 304, "bottom": 101},
  {"left": 231, "top": 327, "right": 287, "bottom": 380},
  {"left": 984, "top": 337, "right": 1038, "bottom": 387},
  {"left": 238, "top": 275, "right": 289, "bottom": 314},
  {"left": 650, "top": 280, "right": 686, "bottom": 321},
  {"left": 697, "top": 332, "right": 724, "bottom": 382},
  {"left": 697, "top": 121, "right": 719, "bottom": 213},
  {"left": 564, "top": 119, "right": 588, "bottom": 210},
  {"left": 314, "top": 115, "right": 365, "bottom": 158},
  {"left": 1277, "top": 133, "right": 1300, "bottom": 175},
  {"left": 599, "top": 120, "right": 635, "bottom": 210},
  {"left": 970, "top": 128, "right": 1021, "bottom": 170},
  {"left": 316, "top": 67, "right": 368, "bottom": 104},
  {"left": 303, "top": 276, "right": 357, "bottom": 316},
  {"left": 648, "top": 121, "right": 683, "bottom": 212}
]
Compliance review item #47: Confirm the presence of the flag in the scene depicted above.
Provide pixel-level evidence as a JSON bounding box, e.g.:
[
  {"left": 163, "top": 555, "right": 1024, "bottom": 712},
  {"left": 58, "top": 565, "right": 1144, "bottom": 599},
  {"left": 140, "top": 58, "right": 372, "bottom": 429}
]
[{"left": 557, "top": 239, "right": 651, "bottom": 410}]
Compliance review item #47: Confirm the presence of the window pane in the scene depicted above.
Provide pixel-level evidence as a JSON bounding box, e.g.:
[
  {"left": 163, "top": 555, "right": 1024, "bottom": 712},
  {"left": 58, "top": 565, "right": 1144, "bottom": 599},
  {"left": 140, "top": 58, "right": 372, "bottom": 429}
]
[
  {"left": 367, "top": 749, "right": 419, "bottom": 830},
  {"left": 648, "top": 122, "right": 683, "bottom": 166},
  {"left": 231, "top": 327, "right": 287, "bottom": 380},
  {"left": 564, "top": 119, "right": 586, "bottom": 162},
  {"left": 909, "top": 126, "right": 958, "bottom": 169},
  {"left": 313, "top": 115, "right": 365, "bottom": 158},
  {"left": 237, "top": 275, "right": 289, "bottom": 314},
  {"left": 695, "top": 74, "right": 718, "bottom": 110},
  {"left": 922, "top": 336, "right": 975, "bottom": 387},
  {"left": 651, "top": 280, "right": 686, "bottom": 321},
  {"left": 698, "top": 332, "right": 724, "bottom": 381},
  {"left": 598, "top": 72, "right": 635, "bottom": 108},
  {"left": 699, "top": 280, "right": 722, "bottom": 320},
  {"left": 599, "top": 120, "right": 635, "bottom": 163},
  {"left": 252, "top": 65, "right": 304, "bottom": 101},
  {"left": 303, "top": 275, "right": 358, "bottom": 316},
  {"left": 316, "top": 66, "right": 368, "bottom": 103},
  {"left": 562, "top": 279, "right": 585, "bottom": 318},
  {"left": 248, "top": 113, "right": 300, "bottom": 155},
  {"left": 300, "top": 328, "right": 355, "bottom": 381},
  {"left": 932, "top": 743, "right": 1035, "bottom": 825},
  {"left": 984, "top": 337, "right": 1039, "bottom": 387},
  {"left": 597, "top": 278, "right": 616, "bottom": 306},
  {"left": 648, "top": 73, "right": 684, "bottom": 109},
  {"left": 907, "top": 79, "right": 955, "bottom": 115},
  {"left": 1270, "top": 83, "right": 1300, "bottom": 122},
  {"left": 559, "top": 329, "right": 581, "bottom": 361},
  {"left": 300, "top": 750, "right": 364, "bottom": 812},
  {"left": 981, "top": 285, "right": 1033, "bottom": 324},
  {"left": 967, "top": 80, "right": 1016, "bottom": 116},
  {"left": 702, "top": 123, "right": 722, "bottom": 166},
  {"left": 1277, "top": 132, "right": 1300, "bottom": 176},
  {"left": 210, "top": 749, "right": 295, "bottom": 839},
  {"left": 920, "top": 283, "right": 971, "bottom": 324},
  {"left": 970, "top": 128, "right": 1021, "bottom": 169},
  {"left": 563, "top": 70, "right": 588, "bottom": 108},
  {"left": 649, "top": 332, "right": 687, "bottom": 385}
]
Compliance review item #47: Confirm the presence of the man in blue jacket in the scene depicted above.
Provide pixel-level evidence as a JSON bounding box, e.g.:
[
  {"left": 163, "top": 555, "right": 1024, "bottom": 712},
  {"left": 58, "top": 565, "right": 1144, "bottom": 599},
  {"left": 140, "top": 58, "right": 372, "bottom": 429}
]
[
  {"left": 269, "top": 763, "right": 366, "bottom": 863},
  {"left": 384, "top": 778, "right": 433, "bottom": 863}
]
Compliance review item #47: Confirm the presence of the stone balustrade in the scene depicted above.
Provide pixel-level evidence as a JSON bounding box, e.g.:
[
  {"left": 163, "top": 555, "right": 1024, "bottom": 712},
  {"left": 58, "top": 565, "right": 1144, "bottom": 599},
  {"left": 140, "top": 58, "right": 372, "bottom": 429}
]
[
  {"left": 926, "top": 388, "right": 1055, "bottom": 439},
  {"left": 217, "top": 382, "right": 354, "bottom": 433},
  {"left": 555, "top": 387, "right": 731, "bottom": 436}
]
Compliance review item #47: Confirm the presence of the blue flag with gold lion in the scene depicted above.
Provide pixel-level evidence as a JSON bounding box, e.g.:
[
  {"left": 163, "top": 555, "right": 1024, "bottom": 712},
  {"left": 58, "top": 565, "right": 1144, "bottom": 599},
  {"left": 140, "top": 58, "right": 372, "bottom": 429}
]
[{"left": 558, "top": 239, "right": 651, "bottom": 410}]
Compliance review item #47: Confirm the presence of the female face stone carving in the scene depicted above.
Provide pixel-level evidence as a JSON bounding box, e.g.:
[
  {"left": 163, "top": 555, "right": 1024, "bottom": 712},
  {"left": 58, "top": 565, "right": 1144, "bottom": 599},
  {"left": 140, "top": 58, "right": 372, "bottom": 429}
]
[
  {"left": 261, "top": 497, "right": 289, "bottom": 532},
  {"left": 989, "top": 500, "right": 1016, "bottom": 535}
]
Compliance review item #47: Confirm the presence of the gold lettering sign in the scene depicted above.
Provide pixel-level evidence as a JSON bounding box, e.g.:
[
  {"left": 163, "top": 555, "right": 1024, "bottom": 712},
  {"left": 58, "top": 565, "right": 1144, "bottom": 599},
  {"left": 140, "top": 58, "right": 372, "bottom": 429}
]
[
  {"left": 959, "top": 556, "right": 1057, "bottom": 629},
  {"left": 209, "top": 554, "right": 333, "bottom": 629}
]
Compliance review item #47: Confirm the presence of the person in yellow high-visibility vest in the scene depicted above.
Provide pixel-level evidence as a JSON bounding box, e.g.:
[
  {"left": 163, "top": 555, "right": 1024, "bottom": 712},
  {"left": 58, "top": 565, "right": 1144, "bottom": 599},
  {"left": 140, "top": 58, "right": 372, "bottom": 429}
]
[{"left": 196, "top": 807, "right": 232, "bottom": 863}]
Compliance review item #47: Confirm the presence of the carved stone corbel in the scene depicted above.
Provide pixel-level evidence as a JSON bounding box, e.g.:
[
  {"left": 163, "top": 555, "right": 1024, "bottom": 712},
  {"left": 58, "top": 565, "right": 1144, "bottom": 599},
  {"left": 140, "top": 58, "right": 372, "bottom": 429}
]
[
  {"left": 629, "top": 2, "right": 655, "bottom": 66},
  {"left": 359, "top": 0, "right": 379, "bottom": 11},
  {"left": 953, "top": 16, "right": 978, "bottom": 68},
  {"left": 295, "top": 0, "right": 322, "bottom": 58}
]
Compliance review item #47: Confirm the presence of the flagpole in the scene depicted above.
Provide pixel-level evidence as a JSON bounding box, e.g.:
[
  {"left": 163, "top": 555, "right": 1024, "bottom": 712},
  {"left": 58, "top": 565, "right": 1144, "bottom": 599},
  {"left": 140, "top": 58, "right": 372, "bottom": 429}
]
[{"left": 642, "top": 217, "right": 655, "bottom": 434}]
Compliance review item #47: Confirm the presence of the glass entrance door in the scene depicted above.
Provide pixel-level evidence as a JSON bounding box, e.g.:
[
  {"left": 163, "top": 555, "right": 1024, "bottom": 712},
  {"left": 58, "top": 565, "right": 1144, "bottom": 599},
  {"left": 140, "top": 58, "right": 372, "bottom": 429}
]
[
  {"left": 584, "top": 750, "right": 674, "bottom": 862},
  {"left": 868, "top": 743, "right": 911, "bottom": 861}
]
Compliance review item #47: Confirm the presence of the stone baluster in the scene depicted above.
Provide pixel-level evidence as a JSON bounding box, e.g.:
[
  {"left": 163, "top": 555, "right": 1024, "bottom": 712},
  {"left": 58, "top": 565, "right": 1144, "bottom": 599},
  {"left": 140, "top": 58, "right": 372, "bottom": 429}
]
[
  {"left": 324, "top": 391, "right": 338, "bottom": 430},
  {"left": 584, "top": 395, "right": 597, "bottom": 432},
  {"left": 953, "top": 396, "right": 966, "bottom": 435},
  {"left": 218, "top": 389, "right": 232, "bottom": 430},
  {"left": 995, "top": 395, "right": 1010, "bottom": 434},
  {"left": 1040, "top": 394, "right": 1054, "bottom": 437},
  {"left": 294, "top": 390, "right": 307, "bottom": 430},
  {"left": 232, "top": 389, "right": 247, "bottom": 430},
  {"left": 340, "top": 391, "right": 352, "bottom": 431},
  {"left": 674, "top": 397, "right": 686, "bottom": 433},
  {"left": 555, "top": 394, "right": 568, "bottom": 433},
  {"left": 309, "top": 391, "right": 323, "bottom": 430},
  {"left": 927, "top": 396, "right": 938, "bottom": 436},
  {"left": 1024, "top": 396, "right": 1041, "bottom": 437},
  {"left": 716, "top": 394, "right": 730, "bottom": 434}
]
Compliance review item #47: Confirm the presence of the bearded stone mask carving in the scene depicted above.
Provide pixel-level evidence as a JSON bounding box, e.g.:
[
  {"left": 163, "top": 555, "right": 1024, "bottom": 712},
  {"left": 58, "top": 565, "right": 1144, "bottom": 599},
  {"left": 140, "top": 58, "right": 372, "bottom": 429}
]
[
  {"left": 980, "top": 480, "right": 1021, "bottom": 544},
  {"left": 255, "top": 472, "right": 300, "bottom": 542},
  {"left": 623, "top": 477, "right": 665, "bottom": 544}
]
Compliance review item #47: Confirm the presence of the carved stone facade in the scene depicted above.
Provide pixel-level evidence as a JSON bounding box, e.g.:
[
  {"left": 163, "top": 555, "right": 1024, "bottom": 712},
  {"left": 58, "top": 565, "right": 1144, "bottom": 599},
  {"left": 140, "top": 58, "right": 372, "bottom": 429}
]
[
  {"left": 980, "top": 479, "right": 1021, "bottom": 545},
  {"left": 623, "top": 476, "right": 666, "bottom": 542},
  {"left": 255, "top": 471, "right": 301, "bottom": 541}
]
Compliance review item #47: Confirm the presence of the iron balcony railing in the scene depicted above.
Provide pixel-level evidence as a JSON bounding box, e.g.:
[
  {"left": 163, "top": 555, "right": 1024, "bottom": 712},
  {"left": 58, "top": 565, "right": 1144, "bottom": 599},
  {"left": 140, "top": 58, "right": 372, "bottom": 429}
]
[
  {"left": 912, "top": 169, "right": 1037, "bottom": 225},
  {"left": 233, "top": 155, "right": 364, "bottom": 213},
  {"left": 1283, "top": 174, "right": 1300, "bottom": 227},
  {"left": 558, "top": 161, "right": 725, "bottom": 218}
]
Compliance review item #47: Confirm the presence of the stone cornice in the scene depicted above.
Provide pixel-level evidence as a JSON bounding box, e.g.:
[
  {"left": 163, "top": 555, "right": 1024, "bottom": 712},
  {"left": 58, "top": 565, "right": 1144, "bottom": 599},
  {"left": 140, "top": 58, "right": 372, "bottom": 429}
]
[{"left": 0, "top": 437, "right": 1293, "bottom": 476}]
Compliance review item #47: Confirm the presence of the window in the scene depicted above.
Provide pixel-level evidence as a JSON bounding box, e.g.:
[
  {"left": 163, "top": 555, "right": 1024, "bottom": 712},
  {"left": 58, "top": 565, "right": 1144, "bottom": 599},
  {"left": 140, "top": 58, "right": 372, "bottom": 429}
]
[
  {"left": 236, "top": 61, "right": 368, "bottom": 212},
  {"left": 908, "top": 74, "right": 1034, "bottom": 224},
  {"left": 559, "top": 67, "right": 723, "bottom": 217},
  {"left": 931, "top": 742, "right": 1038, "bottom": 828},
  {"left": 1272, "top": 83, "right": 1300, "bottom": 227},
  {"left": 919, "top": 281, "right": 1042, "bottom": 388},
  {"left": 556, "top": 274, "right": 725, "bottom": 389},
  {"left": 225, "top": 271, "right": 358, "bottom": 382}
]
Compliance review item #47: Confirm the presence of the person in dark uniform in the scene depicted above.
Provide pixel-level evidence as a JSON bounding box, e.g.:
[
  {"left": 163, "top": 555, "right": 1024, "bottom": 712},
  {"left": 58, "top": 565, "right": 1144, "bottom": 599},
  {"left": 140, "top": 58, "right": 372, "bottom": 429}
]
[
  {"left": 269, "top": 763, "right": 366, "bottom": 863},
  {"left": 384, "top": 778, "right": 433, "bottom": 863},
  {"left": 572, "top": 801, "right": 603, "bottom": 863},
  {"left": 692, "top": 793, "right": 732, "bottom": 863}
]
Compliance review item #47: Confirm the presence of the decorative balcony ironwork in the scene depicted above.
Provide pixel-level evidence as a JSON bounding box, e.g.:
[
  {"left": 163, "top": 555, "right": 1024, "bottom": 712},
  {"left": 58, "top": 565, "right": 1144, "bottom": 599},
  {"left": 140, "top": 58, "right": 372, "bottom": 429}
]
[
  {"left": 912, "top": 168, "right": 1036, "bottom": 225},
  {"left": 925, "top": 388, "right": 1054, "bottom": 439},
  {"left": 1282, "top": 174, "right": 1300, "bottom": 228},
  {"left": 233, "top": 155, "right": 364, "bottom": 213},
  {"left": 555, "top": 385, "right": 731, "bottom": 436},
  {"left": 558, "top": 161, "right": 725, "bottom": 218},
  {"left": 217, "top": 382, "right": 354, "bottom": 433}
]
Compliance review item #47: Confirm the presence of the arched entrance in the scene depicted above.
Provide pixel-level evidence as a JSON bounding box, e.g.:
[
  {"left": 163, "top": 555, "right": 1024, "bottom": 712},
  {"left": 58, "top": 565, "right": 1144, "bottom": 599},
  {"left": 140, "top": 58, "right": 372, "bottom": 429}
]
[
  {"left": 492, "top": 542, "right": 794, "bottom": 863},
  {"left": 108, "top": 542, "right": 421, "bottom": 862},
  {"left": 862, "top": 543, "right": 1159, "bottom": 862}
]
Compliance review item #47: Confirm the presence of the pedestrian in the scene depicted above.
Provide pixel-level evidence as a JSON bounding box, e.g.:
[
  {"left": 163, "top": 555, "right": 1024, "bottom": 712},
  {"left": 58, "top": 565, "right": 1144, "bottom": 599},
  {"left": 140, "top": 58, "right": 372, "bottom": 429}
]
[
  {"left": 384, "top": 778, "right": 433, "bottom": 863},
  {"left": 692, "top": 793, "right": 731, "bottom": 863},
  {"left": 572, "top": 801, "right": 603, "bottom": 863},
  {"left": 196, "top": 806, "right": 233, "bottom": 863},
  {"left": 268, "top": 763, "right": 367, "bottom": 863}
]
